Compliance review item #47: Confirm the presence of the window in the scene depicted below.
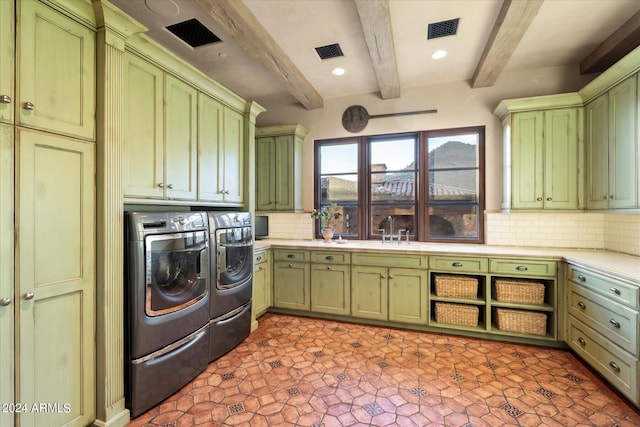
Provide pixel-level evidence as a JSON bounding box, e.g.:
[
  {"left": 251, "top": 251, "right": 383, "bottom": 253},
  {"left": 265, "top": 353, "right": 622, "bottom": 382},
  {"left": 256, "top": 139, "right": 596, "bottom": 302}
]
[{"left": 314, "top": 126, "right": 485, "bottom": 243}]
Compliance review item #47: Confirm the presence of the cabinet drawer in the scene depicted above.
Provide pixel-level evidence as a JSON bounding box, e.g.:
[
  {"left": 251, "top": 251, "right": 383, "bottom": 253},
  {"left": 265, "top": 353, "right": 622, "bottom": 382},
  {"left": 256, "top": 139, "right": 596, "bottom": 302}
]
[
  {"left": 311, "top": 251, "right": 351, "bottom": 265},
  {"left": 490, "top": 259, "right": 557, "bottom": 277},
  {"left": 568, "top": 266, "right": 638, "bottom": 309},
  {"left": 568, "top": 317, "right": 638, "bottom": 404},
  {"left": 429, "top": 256, "right": 488, "bottom": 273},
  {"left": 569, "top": 282, "right": 638, "bottom": 354},
  {"left": 352, "top": 253, "right": 427, "bottom": 269},
  {"left": 254, "top": 250, "right": 269, "bottom": 265},
  {"left": 273, "top": 249, "right": 309, "bottom": 262}
]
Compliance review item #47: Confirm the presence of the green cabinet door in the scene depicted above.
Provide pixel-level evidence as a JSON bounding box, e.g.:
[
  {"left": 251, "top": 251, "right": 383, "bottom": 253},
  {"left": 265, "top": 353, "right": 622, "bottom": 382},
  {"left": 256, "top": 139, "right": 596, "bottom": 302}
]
[
  {"left": 122, "top": 53, "right": 164, "bottom": 199},
  {"left": 511, "top": 111, "right": 544, "bottom": 209},
  {"left": 274, "top": 134, "right": 295, "bottom": 210},
  {"left": 608, "top": 75, "right": 637, "bottom": 208},
  {"left": 17, "top": 128, "right": 95, "bottom": 427},
  {"left": 256, "top": 136, "right": 275, "bottom": 210},
  {"left": 311, "top": 264, "right": 351, "bottom": 315},
  {"left": 0, "top": 0, "right": 14, "bottom": 125},
  {"left": 544, "top": 108, "right": 581, "bottom": 209},
  {"left": 351, "top": 265, "right": 388, "bottom": 320},
  {"left": 388, "top": 268, "right": 428, "bottom": 324},
  {"left": 164, "top": 74, "right": 197, "bottom": 200},
  {"left": 197, "top": 93, "right": 224, "bottom": 202},
  {"left": 221, "top": 107, "right": 244, "bottom": 204},
  {"left": 17, "top": 0, "right": 95, "bottom": 140},
  {"left": 0, "top": 124, "right": 14, "bottom": 427},
  {"left": 273, "top": 261, "right": 310, "bottom": 310},
  {"left": 585, "top": 93, "right": 610, "bottom": 209},
  {"left": 253, "top": 251, "right": 271, "bottom": 317}
]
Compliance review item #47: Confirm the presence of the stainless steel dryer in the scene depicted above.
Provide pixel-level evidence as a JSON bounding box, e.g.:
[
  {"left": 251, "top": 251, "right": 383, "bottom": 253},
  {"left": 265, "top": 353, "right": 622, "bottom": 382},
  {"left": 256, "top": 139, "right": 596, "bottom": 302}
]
[
  {"left": 207, "top": 212, "right": 253, "bottom": 361},
  {"left": 124, "top": 211, "right": 211, "bottom": 417}
]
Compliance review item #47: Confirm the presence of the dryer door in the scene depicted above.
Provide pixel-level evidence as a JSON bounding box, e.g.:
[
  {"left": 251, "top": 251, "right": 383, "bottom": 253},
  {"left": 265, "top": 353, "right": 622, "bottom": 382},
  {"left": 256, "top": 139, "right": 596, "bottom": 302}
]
[
  {"left": 216, "top": 226, "right": 252, "bottom": 290},
  {"left": 145, "top": 231, "right": 209, "bottom": 316}
]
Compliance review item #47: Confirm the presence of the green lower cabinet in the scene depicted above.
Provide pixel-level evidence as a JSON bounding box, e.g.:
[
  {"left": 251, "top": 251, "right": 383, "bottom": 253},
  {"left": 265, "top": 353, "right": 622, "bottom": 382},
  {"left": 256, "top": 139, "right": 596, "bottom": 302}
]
[
  {"left": 351, "top": 266, "right": 388, "bottom": 320},
  {"left": 311, "top": 264, "right": 350, "bottom": 315},
  {"left": 388, "top": 268, "right": 428, "bottom": 324},
  {"left": 273, "top": 261, "right": 310, "bottom": 310}
]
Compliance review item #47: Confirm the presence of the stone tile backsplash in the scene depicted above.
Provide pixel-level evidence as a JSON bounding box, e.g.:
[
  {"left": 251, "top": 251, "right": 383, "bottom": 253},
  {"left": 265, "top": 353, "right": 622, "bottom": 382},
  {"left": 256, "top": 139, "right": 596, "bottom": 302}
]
[{"left": 265, "top": 212, "right": 640, "bottom": 256}]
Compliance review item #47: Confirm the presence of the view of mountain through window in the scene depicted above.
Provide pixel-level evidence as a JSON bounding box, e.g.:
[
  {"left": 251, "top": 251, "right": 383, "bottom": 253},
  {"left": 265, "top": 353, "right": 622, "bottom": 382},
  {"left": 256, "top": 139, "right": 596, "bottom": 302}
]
[{"left": 315, "top": 126, "right": 484, "bottom": 243}]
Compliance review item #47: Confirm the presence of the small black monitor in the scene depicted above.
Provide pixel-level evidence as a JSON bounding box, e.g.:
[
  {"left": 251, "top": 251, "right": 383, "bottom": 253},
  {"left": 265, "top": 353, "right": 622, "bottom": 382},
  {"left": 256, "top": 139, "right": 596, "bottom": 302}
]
[{"left": 255, "top": 216, "right": 268, "bottom": 240}]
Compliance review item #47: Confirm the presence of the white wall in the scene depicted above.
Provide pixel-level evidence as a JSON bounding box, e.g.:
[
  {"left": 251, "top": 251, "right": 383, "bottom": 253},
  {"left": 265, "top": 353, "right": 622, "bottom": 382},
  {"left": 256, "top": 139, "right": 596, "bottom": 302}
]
[{"left": 256, "top": 64, "right": 596, "bottom": 212}]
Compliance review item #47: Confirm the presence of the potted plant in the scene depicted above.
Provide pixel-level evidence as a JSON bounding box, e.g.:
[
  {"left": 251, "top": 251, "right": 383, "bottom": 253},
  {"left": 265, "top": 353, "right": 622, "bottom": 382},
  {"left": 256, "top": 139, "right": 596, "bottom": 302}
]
[{"left": 310, "top": 203, "right": 342, "bottom": 242}]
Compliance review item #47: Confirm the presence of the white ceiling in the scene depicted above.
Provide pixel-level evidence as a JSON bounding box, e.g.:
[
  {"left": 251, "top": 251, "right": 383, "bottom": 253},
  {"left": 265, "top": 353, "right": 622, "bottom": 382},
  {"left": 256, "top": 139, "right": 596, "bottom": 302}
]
[{"left": 110, "top": 0, "right": 640, "bottom": 111}]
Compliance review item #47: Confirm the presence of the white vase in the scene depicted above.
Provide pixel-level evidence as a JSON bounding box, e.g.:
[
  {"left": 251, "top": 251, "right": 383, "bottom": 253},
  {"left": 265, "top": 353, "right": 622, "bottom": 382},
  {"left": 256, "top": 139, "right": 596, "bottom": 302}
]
[{"left": 322, "top": 227, "right": 334, "bottom": 242}]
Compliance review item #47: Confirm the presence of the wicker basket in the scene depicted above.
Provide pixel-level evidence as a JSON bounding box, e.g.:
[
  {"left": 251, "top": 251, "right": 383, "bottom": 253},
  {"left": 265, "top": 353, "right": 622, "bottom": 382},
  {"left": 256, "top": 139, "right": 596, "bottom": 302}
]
[
  {"left": 494, "top": 279, "right": 545, "bottom": 305},
  {"left": 494, "top": 308, "right": 547, "bottom": 336},
  {"left": 435, "top": 275, "right": 478, "bottom": 299},
  {"left": 435, "top": 303, "right": 479, "bottom": 327}
]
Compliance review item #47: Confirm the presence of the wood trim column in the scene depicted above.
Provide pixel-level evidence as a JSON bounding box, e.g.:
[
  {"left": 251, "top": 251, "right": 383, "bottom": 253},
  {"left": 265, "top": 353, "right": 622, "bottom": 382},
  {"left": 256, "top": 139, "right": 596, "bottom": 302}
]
[{"left": 91, "top": 2, "right": 146, "bottom": 426}]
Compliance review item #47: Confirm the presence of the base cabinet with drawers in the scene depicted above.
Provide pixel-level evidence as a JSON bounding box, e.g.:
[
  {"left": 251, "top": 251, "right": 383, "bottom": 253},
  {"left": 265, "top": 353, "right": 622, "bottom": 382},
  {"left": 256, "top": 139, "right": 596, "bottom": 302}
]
[
  {"left": 253, "top": 248, "right": 270, "bottom": 318},
  {"left": 272, "top": 250, "right": 310, "bottom": 311},
  {"left": 566, "top": 264, "right": 639, "bottom": 406},
  {"left": 311, "top": 251, "right": 351, "bottom": 316}
]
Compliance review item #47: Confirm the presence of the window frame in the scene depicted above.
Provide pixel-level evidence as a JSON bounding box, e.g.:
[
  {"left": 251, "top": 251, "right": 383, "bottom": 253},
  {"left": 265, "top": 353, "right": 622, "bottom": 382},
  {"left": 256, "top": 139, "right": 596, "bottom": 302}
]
[{"left": 314, "top": 126, "right": 485, "bottom": 243}]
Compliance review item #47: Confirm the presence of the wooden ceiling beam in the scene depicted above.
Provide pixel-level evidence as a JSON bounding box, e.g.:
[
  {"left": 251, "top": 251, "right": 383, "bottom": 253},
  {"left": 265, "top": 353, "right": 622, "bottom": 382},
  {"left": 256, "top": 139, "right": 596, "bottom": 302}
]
[
  {"left": 580, "top": 9, "right": 640, "bottom": 74},
  {"left": 354, "top": 0, "right": 401, "bottom": 99},
  {"left": 471, "top": 0, "right": 544, "bottom": 88},
  {"left": 195, "top": 0, "right": 324, "bottom": 110}
]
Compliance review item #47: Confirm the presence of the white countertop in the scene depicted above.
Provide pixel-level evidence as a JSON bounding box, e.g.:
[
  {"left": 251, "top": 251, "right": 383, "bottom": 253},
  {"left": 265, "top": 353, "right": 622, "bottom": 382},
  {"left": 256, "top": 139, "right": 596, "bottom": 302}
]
[{"left": 255, "top": 239, "right": 640, "bottom": 285}]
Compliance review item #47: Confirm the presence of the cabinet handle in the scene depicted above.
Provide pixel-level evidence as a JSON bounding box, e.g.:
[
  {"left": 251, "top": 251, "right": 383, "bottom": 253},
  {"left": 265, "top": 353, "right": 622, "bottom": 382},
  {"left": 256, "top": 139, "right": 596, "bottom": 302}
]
[
  {"left": 287, "top": 254, "right": 295, "bottom": 259},
  {"left": 546, "top": 197, "right": 552, "bottom": 201},
  {"left": 158, "top": 182, "right": 164, "bottom": 188},
  {"left": 326, "top": 266, "right": 332, "bottom": 270},
  {"left": 325, "top": 256, "right": 334, "bottom": 261},
  {"left": 23, "top": 101, "right": 35, "bottom": 110},
  {"left": 601, "top": 195, "right": 609, "bottom": 200},
  {"left": 609, "top": 319, "right": 621, "bottom": 328},
  {"left": 0, "top": 297, "right": 11, "bottom": 306},
  {"left": 389, "top": 275, "right": 394, "bottom": 279},
  {"left": 256, "top": 256, "right": 262, "bottom": 261},
  {"left": 609, "top": 195, "right": 615, "bottom": 200},
  {"left": 536, "top": 197, "right": 542, "bottom": 201},
  {"left": 167, "top": 184, "right": 173, "bottom": 189},
  {"left": 578, "top": 337, "right": 586, "bottom": 346},
  {"left": 577, "top": 274, "right": 586, "bottom": 282},
  {"left": 452, "top": 262, "right": 463, "bottom": 267},
  {"left": 609, "top": 287, "right": 621, "bottom": 295},
  {"left": 287, "top": 263, "right": 292, "bottom": 268},
  {"left": 577, "top": 301, "right": 586, "bottom": 309},
  {"left": 23, "top": 292, "right": 34, "bottom": 300},
  {"left": 381, "top": 274, "right": 386, "bottom": 279},
  {"left": 609, "top": 361, "right": 620, "bottom": 372},
  {"left": 0, "top": 95, "right": 11, "bottom": 104},
  {"left": 258, "top": 266, "right": 263, "bottom": 270},
  {"left": 516, "top": 266, "right": 528, "bottom": 271}
]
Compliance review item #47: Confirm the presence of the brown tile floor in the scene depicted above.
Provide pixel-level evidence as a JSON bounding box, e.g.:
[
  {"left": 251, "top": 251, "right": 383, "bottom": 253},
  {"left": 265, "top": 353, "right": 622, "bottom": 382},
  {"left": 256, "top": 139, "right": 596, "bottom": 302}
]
[{"left": 128, "top": 313, "right": 640, "bottom": 427}]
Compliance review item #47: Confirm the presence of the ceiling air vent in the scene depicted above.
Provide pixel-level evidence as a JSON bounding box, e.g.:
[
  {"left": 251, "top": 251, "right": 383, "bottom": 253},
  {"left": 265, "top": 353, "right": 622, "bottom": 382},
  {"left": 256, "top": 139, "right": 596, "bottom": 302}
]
[
  {"left": 166, "top": 18, "right": 221, "bottom": 48},
  {"left": 427, "top": 18, "right": 460, "bottom": 39},
  {"left": 315, "top": 43, "right": 344, "bottom": 60}
]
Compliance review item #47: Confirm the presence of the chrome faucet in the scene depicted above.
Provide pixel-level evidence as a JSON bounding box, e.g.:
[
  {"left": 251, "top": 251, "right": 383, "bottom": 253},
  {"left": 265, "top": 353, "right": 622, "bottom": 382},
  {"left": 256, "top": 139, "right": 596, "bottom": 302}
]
[{"left": 387, "top": 216, "right": 395, "bottom": 242}]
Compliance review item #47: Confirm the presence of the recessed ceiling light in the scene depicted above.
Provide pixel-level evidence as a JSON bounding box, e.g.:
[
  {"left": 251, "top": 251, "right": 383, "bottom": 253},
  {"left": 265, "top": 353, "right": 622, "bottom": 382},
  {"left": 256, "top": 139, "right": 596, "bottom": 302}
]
[
  {"left": 432, "top": 50, "right": 447, "bottom": 60},
  {"left": 332, "top": 67, "right": 345, "bottom": 76}
]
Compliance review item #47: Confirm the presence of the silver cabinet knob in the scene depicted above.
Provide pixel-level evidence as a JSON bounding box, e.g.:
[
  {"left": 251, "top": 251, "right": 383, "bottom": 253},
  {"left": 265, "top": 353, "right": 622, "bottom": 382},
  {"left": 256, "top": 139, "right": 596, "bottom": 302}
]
[
  {"left": 326, "top": 266, "right": 332, "bottom": 270},
  {"left": 516, "top": 265, "right": 528, "bottom": 271},
  {"left": 167, "top": 184, "right": 173, "bottom": 189},
  {"left": 0, "top": 95, "right": 11, "bottom": 104},
  {"left": 546, "top": 197, "right": 552, "bottom": 201},
  {"left": 578, "top": 337, "right": 586, "bottom": 346},
  {"left": 609, "top": 287, "right": 621, "bottom": 295},
  {"left": 577, "top": 274, "right": 586, "bottom": 282},
  {"left": 609, "top": 361, "right": 620, "bottom": 372},
  {"left": 23, "top": 102, "right": 35, "bottom": 110},
  {"left": 609, "top": 319, "right": 621, "bottom": 328},
  {"left": 452, "top": 262, "right": 463, "bottom": 267},
  {"left": 577, "top": 301, "right": 586, "bottom": 309},
  {"left": 536, "top": 197, "right": 542, "bottom": 201},
  {"left": 0, "top": 297, "right": 11, "bottom": 306},
  {"left": 158, "top": 183, "right": 164, "bottom": 188},
  {"left": 381, "top": 274, "right": 386, "bottom": 279},
  {"left": 23, "top": 292, "right": 35, "bottom": 300}
]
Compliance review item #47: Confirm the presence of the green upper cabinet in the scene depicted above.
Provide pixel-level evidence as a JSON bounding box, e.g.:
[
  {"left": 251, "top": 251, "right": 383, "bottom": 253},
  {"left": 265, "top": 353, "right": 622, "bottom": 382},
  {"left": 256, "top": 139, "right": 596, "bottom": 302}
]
[
  {"left": 197, "top": 93, "right": 224, "bottom": 202},
  {"left": 495, "top": 94, "right": 584, "bottom": 210},
  {"left": 220, "top": 107, "right": 244, "bottom": 204},
  {"left": 123, "top": 52, "right": 164, "bottom": 199},
  {"left": 586, "top": 75, "right": 638, "bottom": 209},
  {"left": 0, "top": 1, "right": 14, "bottom": 124},
  {"left": 16, "top": 0, "right": 95, "bottom": 140},
  {"left": 164, "top": 74, "right": 198, "bottom": 200},
  {"left": 256, "top": 124, "right": 309, "bottom": 212}
]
